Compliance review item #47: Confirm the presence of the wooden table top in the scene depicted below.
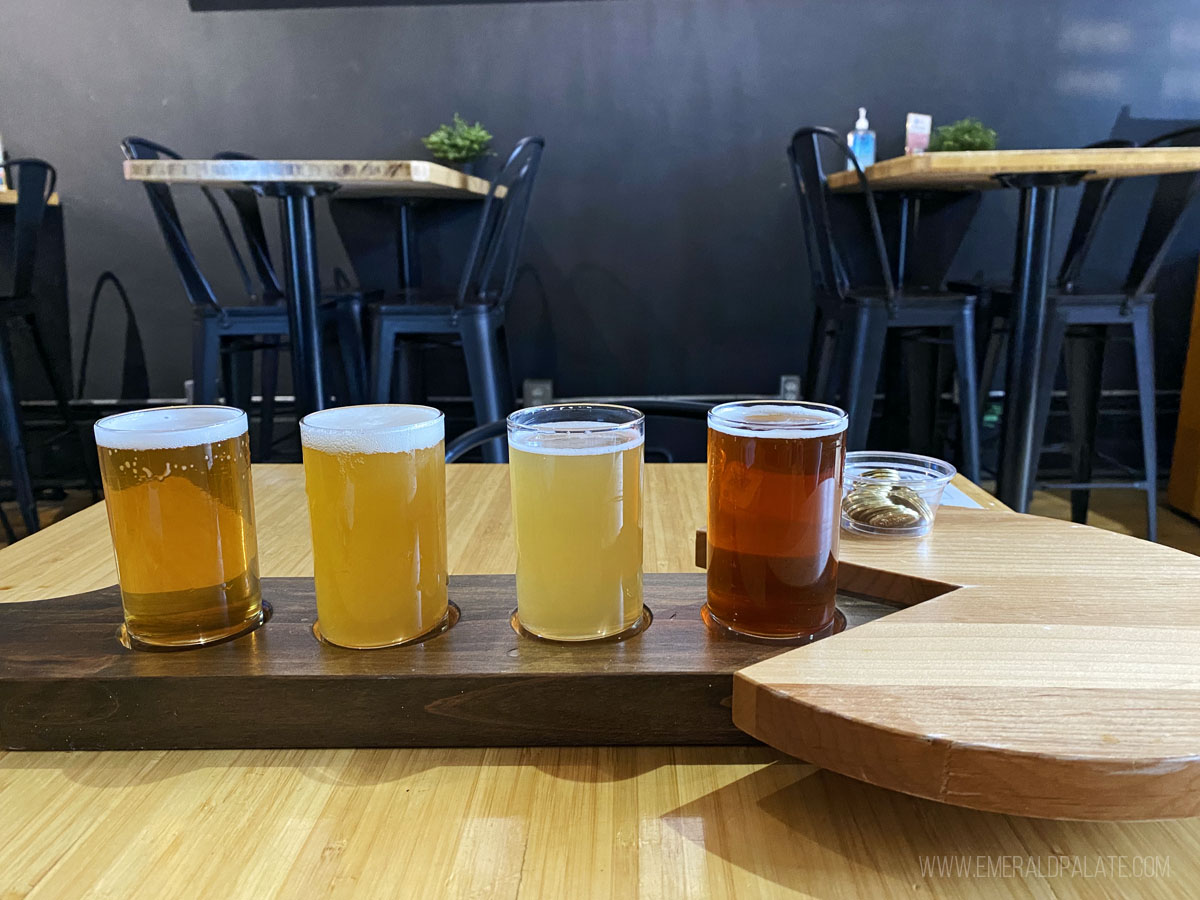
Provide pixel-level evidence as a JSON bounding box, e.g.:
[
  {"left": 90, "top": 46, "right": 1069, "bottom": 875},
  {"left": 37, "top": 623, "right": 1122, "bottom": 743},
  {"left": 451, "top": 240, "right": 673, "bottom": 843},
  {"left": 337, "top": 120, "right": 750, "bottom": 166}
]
[
  {"left": 2, "top": 465, "right": 1195, "bottom": 897},
  {"left": 122, "top": 158, "right": 493, "bottom": 200},
  {"left": 826, "top": 146, "right": 1200, "bottom": 192},
  {"left": 0, "top": 191, "right": 60, "bottom": 206}
]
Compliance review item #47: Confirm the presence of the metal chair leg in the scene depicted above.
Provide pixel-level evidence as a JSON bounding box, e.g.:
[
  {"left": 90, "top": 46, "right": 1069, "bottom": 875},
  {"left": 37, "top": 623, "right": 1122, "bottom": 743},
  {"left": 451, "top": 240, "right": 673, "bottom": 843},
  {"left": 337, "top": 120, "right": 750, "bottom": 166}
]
[
  {"left": 192, "top": 317, "right": 221, "bottom": 404},
  {"left": 842, "top": 303, "right": 889, "bottom": 451},
  {"left": 0, "top": 327, "right": 38, "bottom": 536},
  {"left": 460, "top": 310, "right": 513, "bottom": 463},
  {"left": 1030, "top": 311, "right": 1067, "bottom": 509},
  {"left": 333, "top": 298, "right": 367, "bottom": 405},
  {"left": 259, "top": 340, "right": 280, "bottom": 461},
  {"left": 1063, "top": 325, "right": 1105, "bottom": 527},
  {"left": 369, "top": 316, "right": 397, "bottom": 405},
  {"left": 0, "top": 500, "right": 16, "bottom": 544},
  {"left": 951, "top": 305, "right": 982, "bottom": 484},
  {"left": 24, "top": 313, "right": 99, "bottom": 499},
  {"left": 1131, "top": 306, "right": 1158, "bottom": 542}
]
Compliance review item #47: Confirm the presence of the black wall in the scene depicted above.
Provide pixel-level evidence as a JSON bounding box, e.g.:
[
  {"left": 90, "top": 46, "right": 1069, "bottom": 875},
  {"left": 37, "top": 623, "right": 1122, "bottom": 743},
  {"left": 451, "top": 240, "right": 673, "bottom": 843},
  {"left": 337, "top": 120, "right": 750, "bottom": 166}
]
[{"left": 4, "top": 0, "right": 1200, "bottom": 406}]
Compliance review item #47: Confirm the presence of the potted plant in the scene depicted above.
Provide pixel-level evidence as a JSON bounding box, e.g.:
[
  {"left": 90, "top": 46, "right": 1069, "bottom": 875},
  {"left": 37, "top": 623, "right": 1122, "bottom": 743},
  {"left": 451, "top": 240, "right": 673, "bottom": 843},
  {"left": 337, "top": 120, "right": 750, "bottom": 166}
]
[
  {"left": 928, "top": 117, "right": 998, "bottom": 152},
  {"left": 422, "top": 114, "right": 494, "bottom": 175}
]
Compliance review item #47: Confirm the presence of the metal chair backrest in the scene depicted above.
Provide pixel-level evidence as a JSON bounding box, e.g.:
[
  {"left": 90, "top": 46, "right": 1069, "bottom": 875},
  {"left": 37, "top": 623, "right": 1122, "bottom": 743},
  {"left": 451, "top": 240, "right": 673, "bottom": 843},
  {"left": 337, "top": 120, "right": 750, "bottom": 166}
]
[
  {"left": 1057, "top": 138, "right": 1137, "bottom": 291},
  {"left": 787, "top": 127, "right": 895, "bottom": 312},
  {"left": 1, "top": 158, "right": 56, "bottom": 300},
  {"left": 456, "top": 137, "right": 545, "bottom": 309},
  {"left": 121, "top": 137, "right": 257, "bottom": 312},
  {"left": 445, "top": 398, "right": 712, "bottom": 462},
  {"left": 212, "top": 151, "right": 285, "bottom": 303},
  {"left": 1120, "top": 124, "right": 1200, "bottom": 297},
  {"left": 77, "top": 271, "right": 150, "bottom": 400}
]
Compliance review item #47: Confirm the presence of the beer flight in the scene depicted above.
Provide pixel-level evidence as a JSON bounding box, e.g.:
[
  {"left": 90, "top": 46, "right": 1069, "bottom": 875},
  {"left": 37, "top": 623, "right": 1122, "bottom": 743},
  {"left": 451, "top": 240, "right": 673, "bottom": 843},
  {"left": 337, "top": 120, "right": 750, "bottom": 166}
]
[{"left": 93, "top": 399, "right": 883, "bottom": 652}]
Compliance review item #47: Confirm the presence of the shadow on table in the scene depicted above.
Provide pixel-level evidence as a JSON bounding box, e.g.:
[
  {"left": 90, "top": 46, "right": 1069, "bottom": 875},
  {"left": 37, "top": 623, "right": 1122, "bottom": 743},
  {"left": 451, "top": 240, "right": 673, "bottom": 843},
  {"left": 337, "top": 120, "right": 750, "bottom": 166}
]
[{"left": 664, "top": 760, "right": 1169, "bottom": 892}]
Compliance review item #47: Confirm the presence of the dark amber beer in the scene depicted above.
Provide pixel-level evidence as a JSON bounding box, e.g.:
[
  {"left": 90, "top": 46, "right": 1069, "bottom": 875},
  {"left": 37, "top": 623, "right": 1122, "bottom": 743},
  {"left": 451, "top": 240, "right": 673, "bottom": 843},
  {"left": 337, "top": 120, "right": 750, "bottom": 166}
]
[{"left": 706, "top": 401, "right": 848, "bottom": 640}]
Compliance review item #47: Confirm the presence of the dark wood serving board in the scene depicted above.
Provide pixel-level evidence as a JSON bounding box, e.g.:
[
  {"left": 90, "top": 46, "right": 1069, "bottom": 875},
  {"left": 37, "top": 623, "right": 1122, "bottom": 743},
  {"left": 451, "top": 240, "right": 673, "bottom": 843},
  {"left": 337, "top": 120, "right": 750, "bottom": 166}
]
[{"left": 0, "top": 575, "right": 896, "bottom": 751}]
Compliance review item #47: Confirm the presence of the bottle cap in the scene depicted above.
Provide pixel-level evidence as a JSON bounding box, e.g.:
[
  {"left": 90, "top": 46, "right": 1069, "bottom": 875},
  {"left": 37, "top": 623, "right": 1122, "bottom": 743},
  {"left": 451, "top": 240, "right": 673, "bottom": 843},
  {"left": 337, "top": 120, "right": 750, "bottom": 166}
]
[{"left": 856, "top": 107, "right": 870, "bottom": 131}]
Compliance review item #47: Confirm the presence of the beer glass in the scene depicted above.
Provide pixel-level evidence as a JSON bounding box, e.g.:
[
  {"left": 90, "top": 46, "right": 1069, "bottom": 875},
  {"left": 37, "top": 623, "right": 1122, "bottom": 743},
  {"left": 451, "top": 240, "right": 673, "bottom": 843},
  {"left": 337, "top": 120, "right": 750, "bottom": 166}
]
[
  {"left": 705, "top": 401, "right": 848, "bottom": 641},
  {"left": 94, "top": 406, "right": 263, "bottom": 649},
  {"left": 300, "top": 405, "right": 448, "bottom": 649},
  {"left": 508, "top": 404, "right": 645, "bottom": 641}
]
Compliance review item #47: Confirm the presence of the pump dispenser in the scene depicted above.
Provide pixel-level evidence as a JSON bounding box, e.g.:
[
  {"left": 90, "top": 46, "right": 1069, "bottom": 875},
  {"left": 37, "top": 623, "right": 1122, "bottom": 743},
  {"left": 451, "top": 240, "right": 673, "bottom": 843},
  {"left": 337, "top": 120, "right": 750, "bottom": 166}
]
[{"left": 847, "top": 107, "right": 876, "bottom": 169}]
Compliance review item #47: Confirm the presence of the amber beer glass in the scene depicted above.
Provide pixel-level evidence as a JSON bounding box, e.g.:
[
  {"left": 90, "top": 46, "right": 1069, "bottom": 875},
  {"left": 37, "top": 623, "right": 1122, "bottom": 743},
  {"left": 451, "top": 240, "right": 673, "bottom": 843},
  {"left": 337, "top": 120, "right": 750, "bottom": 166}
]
[
  {"left": 94, "top": 406, "right": 263, "bottom": 649},
  {"left": 300, "top": 405, "right": 448, "bottom": 649},
  {"left": 508, "top": 404, "right": 645, "bottom": 641},
  {"left": 706, "top": 401, "right": 848, "bottom": 640}
]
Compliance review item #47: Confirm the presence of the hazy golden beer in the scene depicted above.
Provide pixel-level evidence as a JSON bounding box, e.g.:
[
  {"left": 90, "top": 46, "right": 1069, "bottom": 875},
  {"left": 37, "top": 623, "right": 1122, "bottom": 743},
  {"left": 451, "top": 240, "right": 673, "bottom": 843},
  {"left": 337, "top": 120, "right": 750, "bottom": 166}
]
[
  {"left": 706, "top": 401, "right": 847, "bottom": 640},
  {"left": 94, "top": 406, "right": 262, "bottom": 649},
  {"left": 508, "top": 405, "right": 644, "bottom": 641},
  {"left": 301, "top": 405, "right": 448, "bottom": 649}
]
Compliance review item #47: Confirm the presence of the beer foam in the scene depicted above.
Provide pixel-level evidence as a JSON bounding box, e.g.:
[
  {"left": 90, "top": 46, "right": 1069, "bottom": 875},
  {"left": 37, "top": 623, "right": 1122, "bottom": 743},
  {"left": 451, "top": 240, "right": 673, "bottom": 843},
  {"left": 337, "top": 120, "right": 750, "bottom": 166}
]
[
  {"left": 300, "top": 405, "right": 444, "bottom": 455},
  {"left": 94, "top": 406, "right": 248, "bottom": 450},
  {"left": 708, "top": 403, "right": 848, "bottom": 439},
  {"left": 508, "top": 421, "right": 645, "bottom": 456}
]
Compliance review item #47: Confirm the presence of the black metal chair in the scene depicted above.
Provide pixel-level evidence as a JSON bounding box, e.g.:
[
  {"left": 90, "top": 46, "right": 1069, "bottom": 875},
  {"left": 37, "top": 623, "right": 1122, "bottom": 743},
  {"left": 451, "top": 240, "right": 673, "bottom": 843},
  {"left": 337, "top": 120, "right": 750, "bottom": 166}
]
[
  {"left": 367, "top": 137, "right": 545, "bottom": 463},
  {"left": 445, "top": 398, "right": 712, "bottom": 463},
  {"left": 122, "top": 137, "right": 323, "bottom": 459},
  {"left": 122, "top": 140, "right": 290, "bottom": 422},
  {"left": 789, "top": 127, "right": 980, "bottom": 480},
  {"left": 968, "top": 138, "right": 1138, "bottom": 414},
  {"left": 211, "top": 151, "right": 374, "bottom": 422},
  {"left": 0, "top": 159, "right": 93, "bottom": 538},
  {"left": 1006, "top": 127, "right": 1200, "bottom": 540}
]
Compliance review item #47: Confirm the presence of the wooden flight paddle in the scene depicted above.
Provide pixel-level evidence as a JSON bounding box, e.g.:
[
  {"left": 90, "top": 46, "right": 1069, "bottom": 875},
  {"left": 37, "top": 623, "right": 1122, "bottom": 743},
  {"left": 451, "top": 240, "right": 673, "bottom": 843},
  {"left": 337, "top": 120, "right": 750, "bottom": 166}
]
[{"left": 726, "top": 506, "right": 1200, "bottom": 821}]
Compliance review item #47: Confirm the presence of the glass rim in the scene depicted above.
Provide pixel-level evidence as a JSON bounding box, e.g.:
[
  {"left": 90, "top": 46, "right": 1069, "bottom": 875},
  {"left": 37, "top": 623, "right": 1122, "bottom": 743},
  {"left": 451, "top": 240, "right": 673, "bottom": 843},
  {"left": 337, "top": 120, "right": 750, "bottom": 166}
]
[
  {"left": 94, "top": 405, "right": 244, "bottom": 434},
  {"left": 507, "top": 403, "right": 645, "bottom": 434},
  {"left": 845, "top": 450, "right": 956, "bottom": 485},
  {"left": 299, "top": 403, "right": 444, "bottom": 433},
  {"left": 708, "top": 400, "right": 848, "bottom": 432}
]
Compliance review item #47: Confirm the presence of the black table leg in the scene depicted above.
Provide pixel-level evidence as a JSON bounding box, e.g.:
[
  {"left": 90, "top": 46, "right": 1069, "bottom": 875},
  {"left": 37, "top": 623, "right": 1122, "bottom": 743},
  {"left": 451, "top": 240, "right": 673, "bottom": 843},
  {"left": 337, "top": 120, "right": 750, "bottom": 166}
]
[
  {"left": 280, "top": 191, "right": 326, "bottom": 414},
  {"left": 995, "top": 172, "right": 1092, "bottom": 510},
  {"left": 398, "top": 201, "right": 421, "bottom": 289}
]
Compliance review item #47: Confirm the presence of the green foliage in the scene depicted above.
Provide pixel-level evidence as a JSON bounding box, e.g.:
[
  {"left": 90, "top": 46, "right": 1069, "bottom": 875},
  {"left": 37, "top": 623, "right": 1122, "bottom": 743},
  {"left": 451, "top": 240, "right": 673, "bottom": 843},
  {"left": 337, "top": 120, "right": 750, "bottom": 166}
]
[
  {"left": 928, "top": 117, "right": 998, "bottom": 152},
  {"left": 422, "top": 114, "right": 494, "bottom": 163}
]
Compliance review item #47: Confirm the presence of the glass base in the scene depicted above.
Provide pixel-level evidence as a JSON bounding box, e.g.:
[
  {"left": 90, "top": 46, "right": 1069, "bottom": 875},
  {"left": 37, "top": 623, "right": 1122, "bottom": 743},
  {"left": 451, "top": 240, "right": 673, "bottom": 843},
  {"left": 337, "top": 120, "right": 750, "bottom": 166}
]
[
  {"left": 312, "top": 601, "right": 460, "bottom": 650},
  {"left": 117, "top": 601, "right": 271, "bottom": 651},
  {"left": 701, "top": 604, "right": 846, "bottom": 645},
  {"left": 510, "top": 606, "right": 653, "bottom": 644}
]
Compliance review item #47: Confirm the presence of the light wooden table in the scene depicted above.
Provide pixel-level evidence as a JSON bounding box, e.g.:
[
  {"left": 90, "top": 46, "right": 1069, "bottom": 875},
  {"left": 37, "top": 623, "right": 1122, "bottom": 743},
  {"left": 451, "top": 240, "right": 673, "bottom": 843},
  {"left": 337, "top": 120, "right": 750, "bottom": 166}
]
[
  {"left": 122, "top": 159, "right": 491, "bottom": 417},
  {"left": 1, "top": 464, "right": 1193, "bottom": 898},
  {"left": 828, "top": 147, "right": 1200, "bottom": 516}
]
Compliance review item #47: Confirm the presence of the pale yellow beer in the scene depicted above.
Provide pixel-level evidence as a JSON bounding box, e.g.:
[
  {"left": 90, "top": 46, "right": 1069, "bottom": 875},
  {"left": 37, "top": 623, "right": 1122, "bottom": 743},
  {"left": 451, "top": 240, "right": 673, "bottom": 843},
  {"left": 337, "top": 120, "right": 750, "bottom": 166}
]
[
  {"left": 300, "top": 405, "right": 448, "bottom": 649},
  {"left": 94, "top": 406, "right": 262, "bottom": 649},
  {"left": 508, "top": 405, "right": 644, "bottom": 641}
]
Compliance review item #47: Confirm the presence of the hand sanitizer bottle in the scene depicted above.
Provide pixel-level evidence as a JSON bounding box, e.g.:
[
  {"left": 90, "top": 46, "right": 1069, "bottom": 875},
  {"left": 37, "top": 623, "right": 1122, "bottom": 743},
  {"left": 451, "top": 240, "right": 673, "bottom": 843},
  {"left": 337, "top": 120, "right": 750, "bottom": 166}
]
[{"left": 846, "top": 107, "right": 876, "bottom": 169}]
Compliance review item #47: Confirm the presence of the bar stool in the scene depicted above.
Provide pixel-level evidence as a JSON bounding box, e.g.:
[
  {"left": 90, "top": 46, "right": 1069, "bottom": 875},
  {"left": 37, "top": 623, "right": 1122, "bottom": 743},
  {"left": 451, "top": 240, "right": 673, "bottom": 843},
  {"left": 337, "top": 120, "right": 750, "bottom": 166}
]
[
  {"left": 365, "top": 137, "right": 545, "bottom": 463},
  {"left": 988, "top": 127, "right": 1200, "bottom": 540},
  {"left": 0, "top": 158, "right": 94, "bottom": 538},
  {"left": 788, "top": 127, "right": 981, "bottom": 481}
]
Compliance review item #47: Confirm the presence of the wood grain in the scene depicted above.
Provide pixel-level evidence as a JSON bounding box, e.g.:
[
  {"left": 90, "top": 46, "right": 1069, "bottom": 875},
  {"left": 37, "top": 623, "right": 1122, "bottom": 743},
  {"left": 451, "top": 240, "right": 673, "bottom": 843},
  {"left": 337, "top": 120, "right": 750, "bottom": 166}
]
[
  {"left": 122, "top": 158, "right": 494, "bottom": 199},
  {"left": 3, "top": 464, "right": 1199, "bottom": 896},
  {"left": 734, "top": 506, "right": 1200, "bottom": 820},
  {"left": 0, "top": 575, "right": 894, "bottom": 751},
  {"left": 826, "top": 146, "right": 1200, "bottom": 192}
]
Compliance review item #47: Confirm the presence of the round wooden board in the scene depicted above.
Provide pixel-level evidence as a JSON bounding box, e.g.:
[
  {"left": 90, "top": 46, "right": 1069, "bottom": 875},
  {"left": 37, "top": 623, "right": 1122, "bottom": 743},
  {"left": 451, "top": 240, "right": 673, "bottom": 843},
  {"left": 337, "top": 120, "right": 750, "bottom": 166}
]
[{"left": 732, "top": 507, "right": 1200, "bottom": 821}]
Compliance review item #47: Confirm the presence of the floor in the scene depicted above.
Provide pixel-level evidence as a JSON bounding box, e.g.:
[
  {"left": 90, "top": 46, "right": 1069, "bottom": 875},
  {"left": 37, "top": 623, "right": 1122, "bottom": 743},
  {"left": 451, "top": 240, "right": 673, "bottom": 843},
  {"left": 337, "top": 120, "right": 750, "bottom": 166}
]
[{"left": 2, "top": 486, "right": 1197, "bottom": 554}]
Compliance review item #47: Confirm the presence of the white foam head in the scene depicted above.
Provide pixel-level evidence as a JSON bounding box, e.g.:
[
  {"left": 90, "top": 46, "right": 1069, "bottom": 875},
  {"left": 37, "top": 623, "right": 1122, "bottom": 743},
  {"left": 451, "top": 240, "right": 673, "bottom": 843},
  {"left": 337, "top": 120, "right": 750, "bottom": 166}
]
[
  {"left": 94, "top": 406, "right": 248, "bottom": 450},
  {"left": 708, "top": 402, "right": 848, "bottom": 440},
  {"left": 508, "top": 420, "right": 645, "bottom": 456},
  {"left": 300, "top": 405, "right": 444, "bottom": 455}
]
